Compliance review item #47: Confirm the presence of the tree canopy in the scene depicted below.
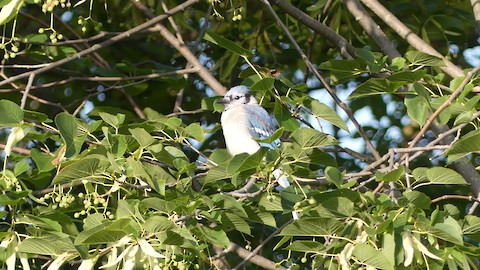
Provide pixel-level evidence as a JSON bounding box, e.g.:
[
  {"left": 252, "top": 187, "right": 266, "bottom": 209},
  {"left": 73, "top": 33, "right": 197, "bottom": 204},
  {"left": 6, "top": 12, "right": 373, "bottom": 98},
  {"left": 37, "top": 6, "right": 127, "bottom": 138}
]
[{"left": 1, "top": 0, "right": 480, "bottom": 269}]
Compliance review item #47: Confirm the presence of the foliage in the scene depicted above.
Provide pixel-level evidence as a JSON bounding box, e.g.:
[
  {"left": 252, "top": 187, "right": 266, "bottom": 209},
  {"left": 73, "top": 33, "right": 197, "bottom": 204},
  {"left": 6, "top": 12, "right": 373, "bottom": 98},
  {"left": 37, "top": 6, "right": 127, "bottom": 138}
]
[{"left": 1, "top": 0, "right": 480, "bottom": 269}]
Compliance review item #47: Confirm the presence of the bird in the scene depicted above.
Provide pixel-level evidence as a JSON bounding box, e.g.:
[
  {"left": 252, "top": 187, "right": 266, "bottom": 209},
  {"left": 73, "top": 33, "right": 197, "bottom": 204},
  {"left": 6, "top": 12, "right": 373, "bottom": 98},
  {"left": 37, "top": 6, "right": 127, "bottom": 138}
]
[{"left": 216, "top": 85, "right": 299, "bottom": 220}]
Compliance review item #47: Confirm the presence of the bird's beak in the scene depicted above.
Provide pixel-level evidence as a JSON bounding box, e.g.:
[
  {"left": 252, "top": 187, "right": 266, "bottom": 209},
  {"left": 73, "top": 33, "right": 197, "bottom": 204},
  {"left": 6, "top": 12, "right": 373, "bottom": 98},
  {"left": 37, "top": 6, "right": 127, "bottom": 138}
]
[{"left": 216, "top": 97, "right": 228, "bottom": 104}]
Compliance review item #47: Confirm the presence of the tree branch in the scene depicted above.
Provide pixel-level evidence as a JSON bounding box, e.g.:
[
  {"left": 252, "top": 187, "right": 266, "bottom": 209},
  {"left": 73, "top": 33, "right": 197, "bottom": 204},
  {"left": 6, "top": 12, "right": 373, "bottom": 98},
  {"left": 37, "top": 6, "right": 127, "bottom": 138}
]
[
  {"left": 360, "top": 0, "right": 464, "bottom": 78},
  {"left": 129, "top": 0, "right": 226, "bottom": 96},
  {"left": 342, "top": 0, "right": 401, "bottom": 60},
  {"left": 272, "top": 0, "right": 356, "bottom": 59},
  {"left": 0, "top": 0, "right": 200, "bottom": 88},
  {"left": 262, "top": 0, "right": 382, "bottom": 161}
]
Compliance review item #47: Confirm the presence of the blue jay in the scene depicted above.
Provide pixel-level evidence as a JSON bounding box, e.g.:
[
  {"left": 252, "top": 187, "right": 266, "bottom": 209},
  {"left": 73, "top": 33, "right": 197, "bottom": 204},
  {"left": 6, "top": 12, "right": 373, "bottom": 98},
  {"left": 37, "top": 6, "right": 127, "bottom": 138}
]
[{"left": 216, "top": 85, "right": 299, "bottom": 219}]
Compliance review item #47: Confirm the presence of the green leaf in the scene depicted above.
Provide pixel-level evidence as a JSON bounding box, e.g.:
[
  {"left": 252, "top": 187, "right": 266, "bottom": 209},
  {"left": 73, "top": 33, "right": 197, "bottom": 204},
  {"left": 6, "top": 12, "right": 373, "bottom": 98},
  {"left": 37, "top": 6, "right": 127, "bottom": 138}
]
[
  {"left": 0, "top": 193, "right": 26, "bottom": 205},
  {"left": 425, "top": 167, "right": 467, "bottom": 185},
  {"left": 141, "top": 197, "right": 176, "bottom": 213},
  {"left": 434, "top": 216, "right": 464, "bottom": 245},
  {"left": 382, "top": 166, "right": 405, "bottom": 183},
  {"left": 405, "top": 95, "right": 429, "bottom": 127},
  {"left": 313, "top": 197, "right": 354, "bottom": 218},
  {"left": 30, "top": 148, "right": 55, "bottom": 172},
  {"left": 325, "top": 166, "right": 344, "bottom": 188},
  {"left": 144, "top": 162, "right": 175, "bottom": 195},
  {"left": 352, "top": 243, "right": 394, "bottom": 270},
  {"left": 184, "top": 123, "right": 204, "bottom": 142},
  {"left": 51, "top": 157, "right": 103, "bottom": 184},
  {"left": 0, "top": 99, "right": 23, "bottom": 126},
  {"left": 348, "top": 78, "right": 402, "bottom": 99},
  {"left": 0, "top": 0, "right": 23, "bottom": 26},
  {"left": 382, "top": 233, "right": 395, "bottom": 267},
  {"left": 99, "top": 112, "right": 124, "bottom": 129},
  {"left": 125, "top": 81, "right": 148, "bottom": 96},
  {"left": 74, "top": 218, "right": 130, "bottom": 245},
  {"left": 274, "top": 100, "right": 300, "bottom": 132},
  {"left": 18, "top": 238, "right": 76, "bottom": 256},
  {"left": 463, "top": 215, "right": 480, "bottom": 242},
  {"left": 418, "top": 218, "right": 463, "bottom": 245},
  {"left": 446, "top": 129, "right": 480, "bottom": 161},
  {"left": 195, "top": 225, "right": 229, "bottom": 248},
  {"left": 221, "top": 212, "right": 251, "bottom": 235},
  {"left": 280, "top": 218, "right": 344, "bottom": 237},
  {"left": 250, "top": 77, "right": 274, "bottom": 92},
  {"left": 54, "top": 113, "right": 79, "bottom": 158},
  {"left": 17, "top": 215, "right": 63, "bottom": 232},
  {"left": 23, "top": 110, "right": 49, "bottom": 123},
  {"left": 129, "top": 128, "right": 155, "bottom": 148},
  {"left": 144, "top": 216, "right": 176, "bottom": 233},
  {"left": 405, "top": 51, "right": 444, "bottom": 66},
  {"left": 203, "top": 31, "right": 251, "bottom": 56},
  {"left": 386, "top": 70, "right": 427, "bottom": 82},
  {"left": 390, "top": 57, "right": 406, "bottom": 71},
  {"left": 403, "top": 190, "right": 431, "bottom": 209},
  {"left": 305, "top": 99, "right": 349, "bottom": 131},
  {"left": 290, "top": 128, "right": 337, "bottom": 149},
  {"left": 227, "top": 149, "right": 267, "bottom": 175},
  {"left": 286, "top": 240, "right": 326, "bottom": 253},
  {"left": 319, "top": 59, "right": 364, "bottom": 73},
  {"left": 13, "top": 159, "right": 29, "bottom": 176},
  {"left": 244, "top": 207, "right": 277, "bottom": 228}
]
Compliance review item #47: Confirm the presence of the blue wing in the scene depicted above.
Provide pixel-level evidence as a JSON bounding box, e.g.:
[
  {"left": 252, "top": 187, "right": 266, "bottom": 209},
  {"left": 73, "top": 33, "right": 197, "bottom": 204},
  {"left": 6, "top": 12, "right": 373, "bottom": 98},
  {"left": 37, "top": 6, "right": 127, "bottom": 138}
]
[{"left": 244, "top": 105, "right": 280, "bottom": 148}]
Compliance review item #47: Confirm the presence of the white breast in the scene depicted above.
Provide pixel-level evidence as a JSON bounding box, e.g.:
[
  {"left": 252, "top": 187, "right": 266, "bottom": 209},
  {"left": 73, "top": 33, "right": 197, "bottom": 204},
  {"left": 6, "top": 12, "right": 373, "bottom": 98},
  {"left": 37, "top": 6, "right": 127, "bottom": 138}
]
[{"left": 221, "top": 106, "right": 260, "bottom": 156}]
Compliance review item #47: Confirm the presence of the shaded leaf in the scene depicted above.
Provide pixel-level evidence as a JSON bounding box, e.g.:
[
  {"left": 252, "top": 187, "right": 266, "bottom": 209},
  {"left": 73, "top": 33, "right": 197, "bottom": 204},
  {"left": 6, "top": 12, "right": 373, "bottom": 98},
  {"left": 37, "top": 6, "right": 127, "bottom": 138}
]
[
  {"left": 54, "top": 113, "right": 80, "bottom": 158},
  {"left": 204, "top": 31, "right": 250, "bottom": 56},
  {"left": 280, "top": 218, "right": 344, "bottom": 237}
]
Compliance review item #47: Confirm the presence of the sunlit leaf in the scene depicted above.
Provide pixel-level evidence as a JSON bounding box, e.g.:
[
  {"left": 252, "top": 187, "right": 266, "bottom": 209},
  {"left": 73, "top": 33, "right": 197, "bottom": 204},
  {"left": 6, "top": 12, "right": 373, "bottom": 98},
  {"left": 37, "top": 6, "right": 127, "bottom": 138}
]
[
  {"left": 405, "top": 51, "right": 444, "bottom": 66},
  {"left": 0, "top": 99, "right": 23, "bottom": 126},
  {"left": 352, "top": 243, "right": 394, "bottom": 270},
  {"left": 305, "top": 99, "right": 349, "bottom": 131}
]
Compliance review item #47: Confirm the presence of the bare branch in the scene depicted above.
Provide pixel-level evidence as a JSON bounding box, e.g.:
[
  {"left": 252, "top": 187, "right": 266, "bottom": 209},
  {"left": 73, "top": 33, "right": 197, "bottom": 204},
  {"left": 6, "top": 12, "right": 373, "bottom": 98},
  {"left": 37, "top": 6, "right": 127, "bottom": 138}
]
[
  {"left": 343, "top": 0, "right": 401, "bottom": 60},
  {"left": 470, "top": 0, "right": 480, "bottom": 34},
  {"left": 129, "top": 0, "right": 226, "bottom": 96}
]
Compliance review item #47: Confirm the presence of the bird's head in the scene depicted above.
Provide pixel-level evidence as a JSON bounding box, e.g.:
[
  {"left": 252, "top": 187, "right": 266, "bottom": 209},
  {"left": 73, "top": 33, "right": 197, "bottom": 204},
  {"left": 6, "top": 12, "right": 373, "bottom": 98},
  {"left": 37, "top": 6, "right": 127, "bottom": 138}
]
[{"left": 216, "top": 85, "right": 258, "bottom": 110}]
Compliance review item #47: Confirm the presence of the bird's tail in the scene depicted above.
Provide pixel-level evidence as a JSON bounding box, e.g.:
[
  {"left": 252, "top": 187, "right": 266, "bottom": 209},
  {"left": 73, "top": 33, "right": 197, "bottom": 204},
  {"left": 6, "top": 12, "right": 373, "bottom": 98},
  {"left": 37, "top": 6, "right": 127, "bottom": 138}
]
[{"left": 272, "top": 169, "right": 299, "bottom": 220}]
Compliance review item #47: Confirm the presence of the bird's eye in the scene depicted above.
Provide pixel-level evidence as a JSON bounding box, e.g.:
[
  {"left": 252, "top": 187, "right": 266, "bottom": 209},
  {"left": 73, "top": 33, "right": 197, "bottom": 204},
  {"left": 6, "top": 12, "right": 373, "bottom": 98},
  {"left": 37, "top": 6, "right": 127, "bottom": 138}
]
[{"left": 234, "top": 96, "right": 241, "bottom": 100}]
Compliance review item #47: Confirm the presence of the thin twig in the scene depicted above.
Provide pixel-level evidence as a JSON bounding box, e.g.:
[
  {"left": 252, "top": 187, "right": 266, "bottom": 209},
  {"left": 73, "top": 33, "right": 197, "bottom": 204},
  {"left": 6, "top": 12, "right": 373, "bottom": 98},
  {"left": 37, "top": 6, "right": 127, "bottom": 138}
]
[
  {"left": 0, "top": 0, "right": 201, "bottom": 88},
  {"left": 129, "top": 0, "right": 226, "bottom": 96},
  {"left": 0, "top": 68, "right": 199, "bottom": 93},
  {"left": 431, "top": 194, "right": 480, "bottom": 204},
  {"left": 20, "top": 73, "right": 35, "bottom": 110},
  {"left": 231, "top": 220, "right": 292, "bottom": 270},
  {"left": 403, "top": 65, "right": 480, "bottom": 155}
]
